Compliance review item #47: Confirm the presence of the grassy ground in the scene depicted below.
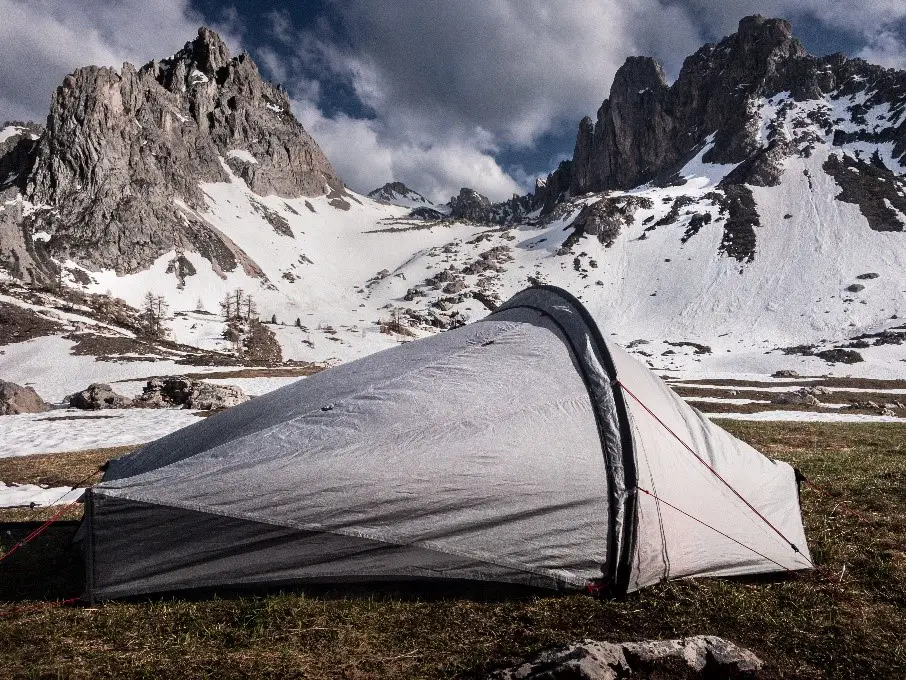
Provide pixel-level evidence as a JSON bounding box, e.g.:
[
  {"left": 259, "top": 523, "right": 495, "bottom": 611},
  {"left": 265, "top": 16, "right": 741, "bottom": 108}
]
[{"left": 0, "top": 422, "right": 903, "bottom": 678}]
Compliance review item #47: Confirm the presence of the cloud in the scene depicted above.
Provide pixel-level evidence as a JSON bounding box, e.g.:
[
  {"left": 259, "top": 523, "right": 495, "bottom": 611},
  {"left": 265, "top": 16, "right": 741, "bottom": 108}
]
[
  {"left": 0, "top": 0, "right": 239, "bottom": 123},
  {"left": 267, "top": 0, "right": 709, "bottom": 200},
  {"left": 293, "top": 100, "right": 523, "bottom": 203},
  {"left": 858, "top": 29, "right": 906, "bottom": 69},
  {"left": 279, "top": 1, "right": 906, "bottom": 201}
]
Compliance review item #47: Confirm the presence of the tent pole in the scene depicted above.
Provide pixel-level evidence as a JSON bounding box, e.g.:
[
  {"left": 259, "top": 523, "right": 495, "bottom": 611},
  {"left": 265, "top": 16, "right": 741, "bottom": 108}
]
[{"left": 85, "top": 488, "right": 95, "bottom": 607}]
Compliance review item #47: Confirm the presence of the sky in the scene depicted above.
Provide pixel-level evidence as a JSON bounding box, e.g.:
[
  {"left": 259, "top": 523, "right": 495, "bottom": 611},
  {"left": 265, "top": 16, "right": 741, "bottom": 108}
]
[{"left": 1, "top": 1, "right": 905, "bottom": 203}]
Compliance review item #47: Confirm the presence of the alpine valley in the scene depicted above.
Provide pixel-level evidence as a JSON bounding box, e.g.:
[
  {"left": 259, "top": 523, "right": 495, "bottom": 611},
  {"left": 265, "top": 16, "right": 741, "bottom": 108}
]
[{"left": 2, "top": 15, "right": 906, "bottom": 413}]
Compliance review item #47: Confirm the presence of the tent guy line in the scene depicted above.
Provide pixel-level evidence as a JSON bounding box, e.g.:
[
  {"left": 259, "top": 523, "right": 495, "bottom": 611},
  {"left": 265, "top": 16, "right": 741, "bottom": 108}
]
[
  {"left": 617, "top": 379, "right": 810, "bottom": 563},
  {"left": 636, "top": 487, "right": 801, "bottom": 574}
]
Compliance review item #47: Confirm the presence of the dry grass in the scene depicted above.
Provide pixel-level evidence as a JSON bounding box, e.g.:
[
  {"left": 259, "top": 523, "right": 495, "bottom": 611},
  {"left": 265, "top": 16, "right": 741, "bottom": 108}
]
[
  {"left": 0, "top": 445, "right": 135, "bottom": 489},
  {"left": 0, "top": 422, "right": 903, "bottom": 678},
  {"left": 672, "top": 376, "right": 906, "bottom": 390}
]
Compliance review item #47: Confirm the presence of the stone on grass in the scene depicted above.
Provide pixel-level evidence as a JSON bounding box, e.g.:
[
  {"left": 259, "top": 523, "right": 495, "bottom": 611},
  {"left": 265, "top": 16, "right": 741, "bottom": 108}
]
[{"left": 490, "top": 636, "right": 763, "bottom": 679}]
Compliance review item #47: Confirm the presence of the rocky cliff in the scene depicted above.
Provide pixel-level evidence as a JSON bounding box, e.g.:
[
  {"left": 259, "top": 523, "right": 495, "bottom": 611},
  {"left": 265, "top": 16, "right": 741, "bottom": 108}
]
[
  {"left": 538, "top": 15, "right": 906, "bottom": 207},
  {"left": 1, "top": 28, "right": 341, "bottom": 278},
  {"left": 529, "top": 15, "right": 906, "bottom": 264}
]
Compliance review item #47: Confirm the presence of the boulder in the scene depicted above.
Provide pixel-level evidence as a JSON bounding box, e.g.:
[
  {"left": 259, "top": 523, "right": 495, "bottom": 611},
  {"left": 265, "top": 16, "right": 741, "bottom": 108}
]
[
  {"left": 771, "top": 369, "right": 800, "bottom": 378},
  {"left": 136, "top": 376, "right": 249, "bottom": 410},
  {"left": 0, "top": 380, "right": 51, "bottom": 415},
  {"left": 185, "top": 382, "right": 249, "bottom": 411},
  {"left": 490, "top": 636, "right": 763, "bottom": 679},
  {"left": 774, "top": 387, "right": 823, "bottom": 406},
  {"left": 67, "top": 383, "right": 132, "bottom": 410}
]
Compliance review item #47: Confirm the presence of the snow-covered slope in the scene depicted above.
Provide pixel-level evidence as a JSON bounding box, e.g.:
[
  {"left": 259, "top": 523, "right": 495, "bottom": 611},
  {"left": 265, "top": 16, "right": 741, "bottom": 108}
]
[
  {"left": 38, "top": 131, "right": 901, "bottom": 379},
  {"left": 1, "top": 17, "right": 905, "bottom": 385}
]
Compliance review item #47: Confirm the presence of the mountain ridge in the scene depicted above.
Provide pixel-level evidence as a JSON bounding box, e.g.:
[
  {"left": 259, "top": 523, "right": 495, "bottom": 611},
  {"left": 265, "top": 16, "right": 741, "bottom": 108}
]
[{"left": 0, "top": 16, "right": 904, "bottom": 381}]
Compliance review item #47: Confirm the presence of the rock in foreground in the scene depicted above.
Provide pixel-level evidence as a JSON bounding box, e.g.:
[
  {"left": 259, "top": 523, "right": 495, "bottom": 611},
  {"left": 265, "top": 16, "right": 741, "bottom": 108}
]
[
  {"left": 0, "top": 380, "right": 51, "bottom": 415},
  {"left": 68, "top": 383, "right": 133, "bottom": 410},
  {"left": 136, "top": 376, "right": 249, "bottom": 410},
  {"left": 491, "top": 636, "right": 763, "bottom": 679}
]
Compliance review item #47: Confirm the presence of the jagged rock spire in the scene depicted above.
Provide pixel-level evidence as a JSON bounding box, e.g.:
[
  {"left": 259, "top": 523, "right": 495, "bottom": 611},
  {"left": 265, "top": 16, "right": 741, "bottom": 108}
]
[{"left": 21, "top": 27, "right": 343, "bottom": 275}]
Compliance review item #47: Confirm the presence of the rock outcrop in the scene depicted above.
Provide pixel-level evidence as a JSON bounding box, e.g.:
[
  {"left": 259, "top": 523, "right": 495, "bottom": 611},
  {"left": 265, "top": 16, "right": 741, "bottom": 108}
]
[
  {"left": 135, "top": 376, "right": 249, "bottom": 410},
  {"left": 564, "top": 195, "right": 654, "bottom": 249},
  {"left": 0, "top": 380, "right": 51, "bottom": 415},
  {"left": 490, "top": 636, "right": 763, "bottom": 679},
  {"left": 773, "top": 386, "right": 829, "bottom": 406},
  {"left": 67, "top": 383, "right": 133, "bottom": 410},
  {"left": 449, "top": 188, "right": 493, "bottom": 222},
  {"left": 0, "top": 123, "right": 56, "bottom": 282},
  {"left": 16, "top": 27, "right": 341, "bottom": 277},
  {"left": 556, "top": 17, "right": 810, "bottom": 196}
]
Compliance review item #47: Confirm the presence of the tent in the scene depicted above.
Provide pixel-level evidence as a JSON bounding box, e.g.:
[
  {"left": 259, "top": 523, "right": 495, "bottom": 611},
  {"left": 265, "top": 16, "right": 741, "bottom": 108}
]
[{"left": 82, "top": 286, "right": 811, "bottom": 600}]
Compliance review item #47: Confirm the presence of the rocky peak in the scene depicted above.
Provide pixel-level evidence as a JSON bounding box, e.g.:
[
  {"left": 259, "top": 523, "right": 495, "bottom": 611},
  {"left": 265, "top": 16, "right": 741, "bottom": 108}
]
[
  {"left": 16, "top": 27, "right": 342, "bottom": 277},
  {"left": 448, "top": 188, "right": 492, "bottom": 222},
  {"left": 610, "top": 56, "right": 668, "bottom": 100},
  {"left": 367, "top": 181, "right": 432, "bottom": 207},
  {"left": 554, "top": 14, "right": 890, "bottom": 198},
  {"left": 735, "top": 15, "right": 802, "bottom": 60},
  {"left": 186, "top": 26, "right": 232, "bottom": 75}
]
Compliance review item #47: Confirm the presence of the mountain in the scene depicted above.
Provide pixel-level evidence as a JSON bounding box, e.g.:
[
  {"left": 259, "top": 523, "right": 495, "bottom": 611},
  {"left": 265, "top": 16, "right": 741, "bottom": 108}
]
[
  {"left": 535, "top": 15, "right": 906, "bottom": 258},
  {"left": 1, "top": 16, "right": 905, "bottom": 389},
  {"left": 2, "top": 27, "right": 342, "bottom": 281},
  {"left": 367, "top": 182, "right": 433, "bottom": 208}
]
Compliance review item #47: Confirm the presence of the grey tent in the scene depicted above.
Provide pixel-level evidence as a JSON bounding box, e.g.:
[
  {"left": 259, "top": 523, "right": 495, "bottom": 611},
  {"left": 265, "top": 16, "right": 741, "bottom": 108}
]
[{"left": 82, "top": 286, "right": 811, "bottom": 600}]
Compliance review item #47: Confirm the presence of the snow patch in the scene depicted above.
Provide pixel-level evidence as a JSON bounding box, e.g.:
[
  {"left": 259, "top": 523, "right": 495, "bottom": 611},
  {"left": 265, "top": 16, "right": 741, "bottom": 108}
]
[
  {"left": 0, "top": 408, "right": 204, "bottom": 457},
  {"left": 189, "top": 69, "right": 209, "bottom": 85},
  {"left": 0, "top": 125, "right": 28, "bottom": 144},
  {"left": 227, "top": 149, "right": 258, "bottom": 165},
  {"left": 707, "top": 410, "right": 906, "bottom": 423},
  {"left": 0, "top": 482, "right": 82, "bottom": 508}
]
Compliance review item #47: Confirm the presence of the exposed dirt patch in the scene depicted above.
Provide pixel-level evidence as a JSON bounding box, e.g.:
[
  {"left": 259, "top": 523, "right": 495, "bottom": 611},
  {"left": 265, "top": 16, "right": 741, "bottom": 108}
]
[
  {"left": 670, "top": 377, "right": 906, "bottom": 390},
  {"left": 64, "top": 333, "right": 160, "bottom": 358},
  {"left": 0, "top": 302, "right": 62, "bottom": 346}
]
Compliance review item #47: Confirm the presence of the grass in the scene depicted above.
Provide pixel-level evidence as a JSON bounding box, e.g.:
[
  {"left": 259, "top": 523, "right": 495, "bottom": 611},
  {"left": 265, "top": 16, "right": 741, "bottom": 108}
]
[
  {"left": 0, "top": 445, "right": 135, "bottom": 488},
  {"left": 0, "top": 422, "right": 904, "bottom": 678}
]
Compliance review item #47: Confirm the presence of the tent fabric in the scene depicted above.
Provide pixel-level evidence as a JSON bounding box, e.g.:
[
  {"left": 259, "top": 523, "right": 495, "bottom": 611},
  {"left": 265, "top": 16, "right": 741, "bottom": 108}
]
[
  {"left": 83, "top": 286, "right": 811, "bottom": 600},
  {"left": 608, "top": 344, "right": 812, "bottom": 588}
]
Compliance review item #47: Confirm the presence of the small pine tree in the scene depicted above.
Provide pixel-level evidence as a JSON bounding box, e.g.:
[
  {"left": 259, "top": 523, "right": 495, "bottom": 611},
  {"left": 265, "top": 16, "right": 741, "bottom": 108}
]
[
  {"left": 219, "top": 292, "right": 233, "bottom": 320},
  {"left": 233, "top": 289, "right": 245, "bottom": 320},
  {"left": 243, "top": 294, "right": 258, "bottom": 321},
  {"left": 295, "top": 317, "right": 301, "bottom": 327},
  {"left": 271, "top": 313, "right": 277, "bottom": 325},
  {"left": 142, "top": 292, "right": 169, "bottom": 339}
]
